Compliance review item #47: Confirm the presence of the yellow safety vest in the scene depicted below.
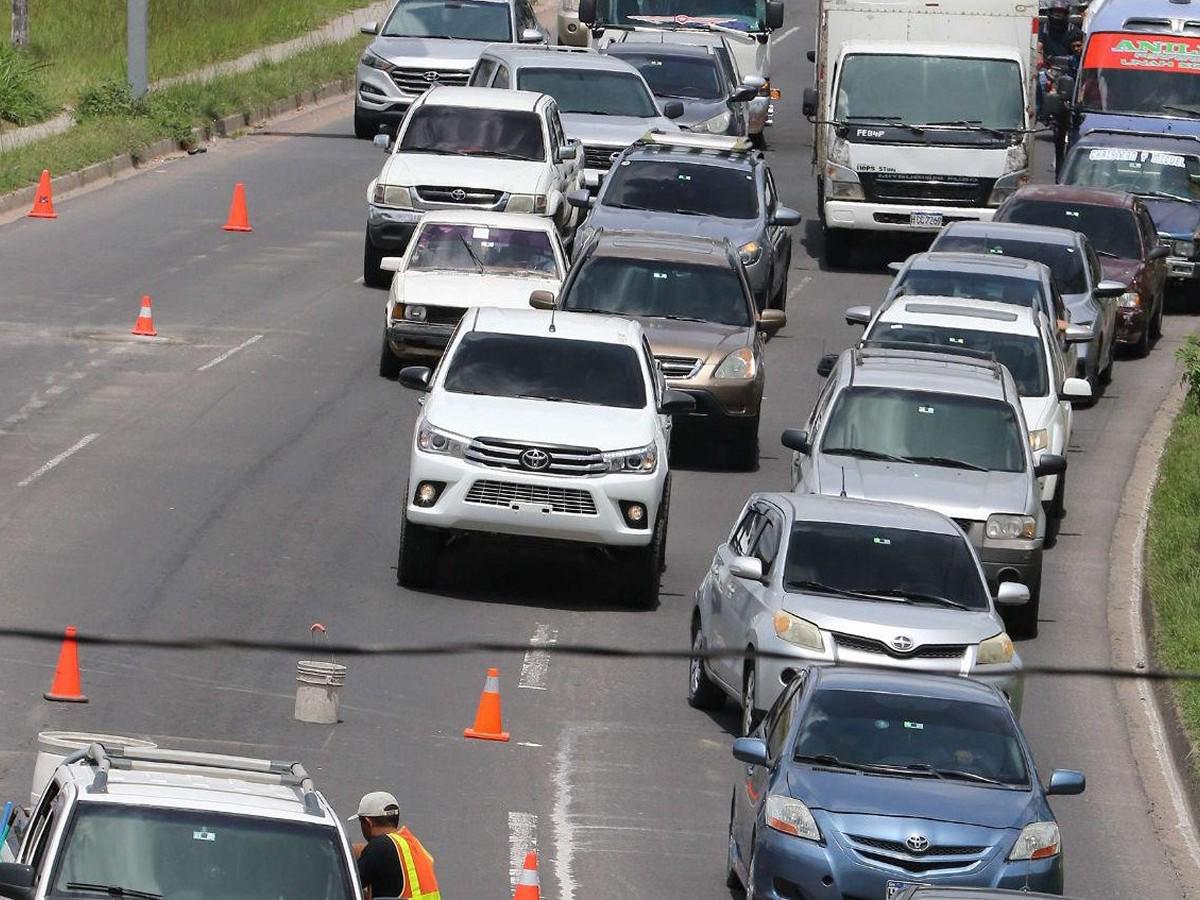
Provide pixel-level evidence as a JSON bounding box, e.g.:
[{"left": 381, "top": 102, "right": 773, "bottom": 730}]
[{"left": 386, "top": 828, "right": 441, "bottom": 900}]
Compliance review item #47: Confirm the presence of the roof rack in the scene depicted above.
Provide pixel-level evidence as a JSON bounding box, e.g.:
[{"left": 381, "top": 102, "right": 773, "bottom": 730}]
[
  {"left": 64, "top": 742, "right": 324, "bottom": 817},
  {"left": 1078, "top": 128, "right": 1200, "bottom": 147},
  {"left": 634, "top": 130, "right": 754, "bottom": 154}
]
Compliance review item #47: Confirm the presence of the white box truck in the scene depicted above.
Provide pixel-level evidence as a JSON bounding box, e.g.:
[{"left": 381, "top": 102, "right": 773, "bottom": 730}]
[{"left": 803, "top": 0, "right": 1040, "bottom": 266}]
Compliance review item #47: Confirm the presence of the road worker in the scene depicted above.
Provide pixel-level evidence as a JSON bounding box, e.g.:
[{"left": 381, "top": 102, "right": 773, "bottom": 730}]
[{"left": 350, "top": 791, "right": 441, "bottom": 900}]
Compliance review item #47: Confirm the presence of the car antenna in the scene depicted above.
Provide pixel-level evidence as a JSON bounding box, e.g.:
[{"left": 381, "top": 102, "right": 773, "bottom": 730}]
[
  {"left": 840, "top": 466, "right": 847, "bottom": 498},
  {"left": 548, "top": 302, "right": 557, "bottom": 333}
]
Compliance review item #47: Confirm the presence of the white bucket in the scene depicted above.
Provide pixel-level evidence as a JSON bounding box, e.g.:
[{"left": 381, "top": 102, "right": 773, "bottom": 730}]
[
  {"left": 31, "top": 732, "right": 157, "bottom": 805},
  {"left": 294, "top": 660, "right": 346, "bottom": 725}
]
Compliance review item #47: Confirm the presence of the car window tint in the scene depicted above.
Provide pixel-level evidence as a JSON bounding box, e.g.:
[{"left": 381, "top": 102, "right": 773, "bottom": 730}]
[
  {"left": 931, "top": 234, "right": 1088, "bottom": 294},
  {"left": 493, "top": 64, "right": 511, "bottom": 89},
  {"left": 730, "top": 509, "right": 764, "bottom": 557},
  {"left": 471, "top": 58, "right": 498, "bottom": 86},
  {"left": 516, "top": 67, "right": 658, "bottom": 117},
  {"left": 602, "top": 159, "right": 757, "bottom": 219},
  {"left": 409, "top": 223, "right": 560, "bottom": 276},
  {"left": 997, "top": 199, "right": 1142, "bottom": 260},
  {"left": 1061, "top": 146, "right": 1200, "bottom": 201},
  {"left": 401, "top": 105, "right": 542, "bottom": 160},
  {"left": 382, "top": 0, "right": 513, "bottom": 41},
  {"left": 562, "top": 256, "right": 751, "bottom": 326},
  {"left": 766, "top": 686, "right": 796, "bottom": 759},
  {"left": 751, "top": 512, "right": 782, "bottom": 571},
  {"left": 894, "top": 269, "right": 1043, "bottom": 308},
  {"left": 611, "top": 51, "right": 724, "bottom": 100}
]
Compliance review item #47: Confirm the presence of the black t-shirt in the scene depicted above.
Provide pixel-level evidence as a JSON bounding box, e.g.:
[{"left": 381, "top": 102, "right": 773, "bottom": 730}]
[{"left": 358, "top": 834, "right": 406, "bottom": 898}]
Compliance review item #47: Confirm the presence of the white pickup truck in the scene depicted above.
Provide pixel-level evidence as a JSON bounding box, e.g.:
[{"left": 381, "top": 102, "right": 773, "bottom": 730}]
[
  {"left": 803, "top": 0, "right": 1039, "bottom": 267},
  {"left": 364, "top": 85, "right": 584, "bottom": 287}
]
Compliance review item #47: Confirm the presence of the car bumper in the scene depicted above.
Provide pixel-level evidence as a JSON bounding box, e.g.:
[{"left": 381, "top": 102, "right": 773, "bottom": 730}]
[
  {"left": 406, "top": 452, "right": 663, "bottom": 546},
  {"left": 355, "top": 65, "right": 416, "bottom": 120},
  {"left": 386, "top": 320, "right": 456, "bottom": 357},
  {"left": 824, "top": 200, "right": 995, "bottom": 233},
  {"left": 670, "top": 381, "right": 762, "bottom": 424},
  {"left": 1115, "top": 305, "right": 1148, "bottom": 346},
  {"left": 368, "top": 204, "right": 423, "bottom": 252}
]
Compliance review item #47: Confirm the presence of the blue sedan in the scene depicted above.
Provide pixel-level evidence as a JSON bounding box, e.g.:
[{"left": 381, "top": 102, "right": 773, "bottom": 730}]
[{"left": 727, "top": 667, "right": 1085, "bottom": 899}]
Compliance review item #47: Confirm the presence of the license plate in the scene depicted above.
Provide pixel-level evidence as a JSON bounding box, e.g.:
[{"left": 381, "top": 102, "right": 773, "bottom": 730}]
[
  {"left": 886, "top": 881, "right": 928, "bottom": 899},
  {"left": 910, "top": 212, "right": 943, "bottom": 228}
]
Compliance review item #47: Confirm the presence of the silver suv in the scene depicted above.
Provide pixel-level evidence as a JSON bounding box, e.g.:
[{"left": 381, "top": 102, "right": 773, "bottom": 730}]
[
  {"left": 785, "top": 344, "right": 1067, "bottom": 639},
  {"left": 355, "top": 0, "right": 549, "bottom": 139}
]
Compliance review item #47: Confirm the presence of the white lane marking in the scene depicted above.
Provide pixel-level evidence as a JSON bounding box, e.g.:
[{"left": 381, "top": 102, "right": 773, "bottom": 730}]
[
  {"left": 552, "top": 725, "right": 578, "bottom": 900},
  {"left": 517, "top": 741, "right": 543, "bottom": 748},
  {"left": 17, "top": 433, "right": 100, "bottom": 488},
  {"left": 519, "top": 623, "right": 559, "bottom": 690},
  {"left": 196, "top": 334, "right": 264, "bottom": 372},
  {"left": 508, "top": 812, "right": 538, "bottom": 889},
  {"left": 775, "top": 25, "right": 801, "bottom": 43}
]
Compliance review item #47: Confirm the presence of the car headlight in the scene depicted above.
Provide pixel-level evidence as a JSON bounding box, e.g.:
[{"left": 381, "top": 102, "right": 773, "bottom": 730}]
[
  {"left": 765, "top": 794, "right": 822, "bottom": 841},
  {"left": 824, "top": 161, "right": 864, "bottom": 201},
  {"left": 828, "top": 136, "right": 851, "bottom": 166},
  {"left": 360, "top": 50, "right": 395, "bottom": 73},
  {"left": 372, "top": 184, "right": 413, "bottom": 209},
  {"left": 404, "top": 305, "right": 426, "bottom": 322},
  {"left": 416, "top": 421, "right": 467, "bottom": 457},
  {"left": 773, "top": 610, "right": 824, "bottom": 651},
  {"left": 507, "top": 193, "right": 548, "bottom": 214},
  {"left": 977, "top": 632, "right": 1015, "bottom": 665},
  {"left": 988, "top": 169, "right": 1030, "bottom": 207},
  {"left": 693, "top": 110, "right": 732, "bottom": 134},
  {"left": 985, "top": 514, "right": 1036, "bottom": 541},
  {"left": 1173, "top": 239, "right": 1196, "bottom": 258},
  {"left": 1029, "top": 429, "right": 1049, "bottom": 452},
  {"left": 1008, "top": 821, "right": 1061, "bottom": 861},
  {"left": 603, "top": 443, "right": 657, "bottom": 473},
  {"left": 1119, "top": 291, "right": 1142, "bottom": 309},
  {"left": 739, "top": 241, "right": 763, "bottom": 265},
  {"left": 715, "top": 347, "right": 756, "bottom": 380}
]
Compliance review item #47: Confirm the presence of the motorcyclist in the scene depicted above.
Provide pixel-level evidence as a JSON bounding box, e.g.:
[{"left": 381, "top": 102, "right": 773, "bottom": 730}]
[{"left": 1039, "top": 0, "right": 1082, "bottom": 64}]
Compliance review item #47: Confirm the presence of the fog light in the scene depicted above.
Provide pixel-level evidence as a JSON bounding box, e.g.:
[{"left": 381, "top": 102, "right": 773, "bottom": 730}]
[
  {"left": 620, "top": 501, "right": 648, "bottom": 529},
  {"left": 413, "top": 481, "right": 444, "bottom": 507}
]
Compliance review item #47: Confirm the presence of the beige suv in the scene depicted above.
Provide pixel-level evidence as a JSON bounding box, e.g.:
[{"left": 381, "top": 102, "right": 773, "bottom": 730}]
[{"left": 535, "top": 229, "right": 784, "bottom": 469}]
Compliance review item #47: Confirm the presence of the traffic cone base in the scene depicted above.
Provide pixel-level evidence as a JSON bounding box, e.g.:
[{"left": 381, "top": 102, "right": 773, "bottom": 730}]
[
  {"left": 45, "top": 626, "right": 88, "bottom": 703},
  {"left": 132, "top": 295, "right": 157, "bottom": 337},
  {"left": 223, "top": 182, "right": 252, "bottom": 232},
  {"left": 514, "top": 851, "right": 540, "bottom": 900},
  {"left": 464, "top": 667, "right": 510, "bottom": 742},
  {"left": 28, "top": 169, "right": 57, "bottom": 219}
]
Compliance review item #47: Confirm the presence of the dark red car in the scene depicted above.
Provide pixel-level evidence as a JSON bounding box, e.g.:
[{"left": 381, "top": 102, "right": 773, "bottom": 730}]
[{"left": 995, "top": 185, "right": 1168, "bottom": 356}]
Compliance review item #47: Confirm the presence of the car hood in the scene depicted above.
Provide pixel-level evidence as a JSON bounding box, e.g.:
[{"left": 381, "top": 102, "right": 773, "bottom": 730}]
[
  {"left": 1098, "top": 256, "right": 1140, "bottom": 286},
  {"left": 369, "top": 36, "right": 490, "bottom": 67},
  {"left": 586, "top": 206, "right": 759, "bottom": 243},
  {"left": 787, "top": 766, "right": 1040, "bottom": 829},
  {"left": 813, "top": 456, "right": 1032, "bottom": 519},
  {"left": 672, "top": 98, "right": 729, "bottom": 129},
  {"left": 423, "top": 392, "right": 654, "bottom": 450},
  {"left": 561, "top": 113, "right": 681, "bottom": 147},
  {"left": 1019, "top": 393, "right": 1057, "bottom": 432},
  {"left": 781, "top": 592, "right": 1004, "bottom": 646},
  {"left": 1140, "top": 197, "right": 1200, "bottom": 240},
  {"left": 395, "top": 271, "right": 562, "bottom": 310},
  {"left": 381, "top": 154, "right": 546, "bottom": 194},
  {"left": 636, "top": 317, "right": 750, "bottom": 364}
]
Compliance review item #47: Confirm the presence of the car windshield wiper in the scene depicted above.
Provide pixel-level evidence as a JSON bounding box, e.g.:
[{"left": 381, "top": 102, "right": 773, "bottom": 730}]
[
  {"left": 924, "top": 119, "right": 1013, "bottom": 137},
  {"left": 403, "top": 147, "right": 473, "bottom": 156},
  {"left": 903, "top": 455, "right": 989, "bottom": 472},
  {"left": 822, "top": 446, "right": 909, "bottom": 464},
  {"left": 650, "top": 313, "right": 709, "bottom": 323},
  {"left": 785, "top": 580, "right": 904, "bottom": 603},
  {"left": 933, "top": 767, "right": 1010, "bottom": 785},
  {"left": 67, "top": 883, "right": 163, "bottom": 900},
  {"left": 457, "top": 235, "right": 485, "bottom": 275},
  {"left": 1162, "top": 103, "right": 1200, "bottom": 118},
  {"left": 476, "top": 150, "right": 536, "bottom": 161},
  {"left": 853, "top": 588, "right": 970, "bottom": 610},
  {"left": 1137, "top": 189, "right": 1195, "bottom": 204},
  {"left": 515, "top": 393, "right": 589, "bottom": 404},
  {"left": 795, "top": 754, "right": 925, "bottom": 777},
  {"left": 1093, "top": 248, "right": 1121, "bottom": 259}
]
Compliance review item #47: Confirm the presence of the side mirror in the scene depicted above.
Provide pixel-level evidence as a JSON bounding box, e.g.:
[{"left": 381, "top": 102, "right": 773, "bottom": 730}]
[
  {"left": 758, "top": 309, "right": 786, "bottom": 335},
  {"left": 1148, "top": 245, "right": 1169, "bottom": 261},
  {"left": 558, "top": 143, "right": 578, "bottom": 161},
  {"left": 359, "top": 21, "right": 379, "bottom": 35},
  {"left": 844, "top": 305, "right": 872, "bottom": 326},
  {"left": 1063, "top": 323, "right": 1094, "bottom": 344},
  {"left": 886, "top": 261, "right": 903, "bottom": 273},
  {"left": 1095, "top": 279, "right": 1128, "bottom": 298},
  {"left": 529, "top": 289, "right": 557, "bottom": 310},
  {"left": 1042, "top": 93, "right": 1065, "bottom": 121},
  {"left": 1062, "top": 376, "right": 1092, "bottom": 400},
  {"left": 731, "top": 86, "right": 758, "bottom": 104},
  {"left": 373, "top": 133, "right": 392, "bottom": 151},
  {"left": 743, "top": 75, "right": 767, "bottom": 91},
  {"left": 0, "top": 863, "right": 34, "bottom": 900},
  {"left": 732, "top": 736, "right": 769, "bottom": 766},
  {"left": 660, "top": 389, "right": 696, "bottom": 415},
  {"left": 770, "top": 206, "right": 802, "bottom": 228},
  {"left": 764, "top": 0, "right": 785, "bottom": 30},
  {"left": 578, "top": 0, "right": 597, "bottom": 25},
  {"left": 398, "top": 366, "right": 432, "bottom": 392},
  {"left": 994, "top": 581, "right": 1030, "bottom": 607},
  {"left": 801, "top": 87, "right": 817, "bottom": 119},
  {"left": 1046, "top": 769, "right": 1086, "bottom": 796},
  {"left": 663, "top": 99, "right": 685, "bottom": 120},
  {"left": 1034, "top": 453, "right": 1067, "bottom": 478},
  {"left": 380, "top": 256, "right": 404, "bottom": 272},
  {"left": 781, "top": 428, "right": 810, "bottom": 454},
  {"left": 806, "top": 50, "right": 816, "bottom": 63},
  {"left": 729, "top": 555, "right": 764, "bottom": 582},
  {"left": 1055, "top": 74, "right": 1076, "bottom": 101},
  {"left": 566, "top": 188, "right": 594, "bottom": 210},
  {"left": 519, "top": 27, "right": 544, "bottom": 43},
  {"left": 816, "top": 353, "right": 837, "bottom": 378}
]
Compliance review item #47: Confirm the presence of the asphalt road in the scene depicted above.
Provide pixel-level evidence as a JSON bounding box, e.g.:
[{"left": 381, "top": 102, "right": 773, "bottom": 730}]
[{"left": 0, "top": 11, "right": 1197, "bottom": 900}]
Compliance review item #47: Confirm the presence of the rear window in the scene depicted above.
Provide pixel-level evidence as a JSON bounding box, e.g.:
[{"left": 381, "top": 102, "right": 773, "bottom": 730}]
[
  {"left": 997, "top": 199, "right": 1141, "bottom": 260},
  {"left": 894, "top": 269, "right": 1043, "bottom": 310},
  {"left": 601, "top": 159, "right": 757, "bottom": 219},
  {"left": 931, "top": 234, "right": 1087, "bottom": 294}
]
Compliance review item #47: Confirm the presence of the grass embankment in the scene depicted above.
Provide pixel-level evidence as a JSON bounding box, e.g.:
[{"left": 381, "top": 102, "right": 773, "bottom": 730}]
[
  {"left": 1147, "top": 337, "right": 1200, "bottom": 777},
  {"left": 0, "top": 36, "right": 365, "bottom": 195}
]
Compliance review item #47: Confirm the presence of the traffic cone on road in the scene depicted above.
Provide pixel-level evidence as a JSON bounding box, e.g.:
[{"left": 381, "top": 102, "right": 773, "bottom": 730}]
[
  {"left": 28, "top": 169, "right": 57, "bottom": 219},
  {"left": 131, "top": 295, "right": 157, "bottom": 336},
  {"left": 44, "top": 626, "right": 88, "bottom": 703},
  {"left": 464, "top": 667, "right": 510, "bottom": 742},
  {"left": 222, "top": 182, "right": 253, "bottom": 232},
  {"left": 513, "top": 851, "right": 540, "bottom": 900}
]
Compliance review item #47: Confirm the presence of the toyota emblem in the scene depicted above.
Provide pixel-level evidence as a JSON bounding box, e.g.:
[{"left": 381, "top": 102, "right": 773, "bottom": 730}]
[
  {"left": 450, "top": 188, "right": 468, "bottom": 202},
  {"left": 890, "top": 635, "right": 914, "bottom": 653},
  {"left": 423, "top": 71, "right": 440, "bottom": 82},
  {"left": 906, "top": 835, "right": 930, "bottom": 854},
  {"left": 520, "top": 448, "right": 551, "bottom": 471}
]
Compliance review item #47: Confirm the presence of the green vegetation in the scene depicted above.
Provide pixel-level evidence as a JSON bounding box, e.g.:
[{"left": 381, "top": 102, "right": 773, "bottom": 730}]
[
  {"left": 1147, "top": 336, "right": 1200, "bottom": 776},
  {"left": 0, "top": 36, "right": 364, "bottom": 195},
  {"left": 0, "top": 44, "right": 52, "bottom": 125}
]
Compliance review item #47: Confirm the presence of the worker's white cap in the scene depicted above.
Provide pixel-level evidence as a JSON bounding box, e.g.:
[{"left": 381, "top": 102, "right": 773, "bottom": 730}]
[{"left": 350, "top": 791, "right": 400, "bottom": 820}]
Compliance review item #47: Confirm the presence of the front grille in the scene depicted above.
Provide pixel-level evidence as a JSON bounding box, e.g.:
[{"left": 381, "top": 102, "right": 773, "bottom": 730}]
[
  {"left": 848, "top": 835, "right": 986, "bottom": 857},
  {"left": 860, "top": 173, "right": 995, "bottom": 206},
  {"left": 583, "top": 144, "right": 626, "bottom": 170},
  {"left": 833, "top": 632, "right": 967, "bottom": 661},
  {"left": 422, "top": 306, "right": 466, "bottom": 327},
  {"left": 390, "top": 67, "right": 470, "bottom": 94},
  {"left": 415, "top": 185, "right": 504, "bottom": 208},
  {"left": 655, "top": 355, "right": 702, "bottom": 379},
  {"left": 465, "top": 437, "right": 606, "bottom": 477},
  {"left": 464, "top": 479, "right": 597, "bottom": 515}
]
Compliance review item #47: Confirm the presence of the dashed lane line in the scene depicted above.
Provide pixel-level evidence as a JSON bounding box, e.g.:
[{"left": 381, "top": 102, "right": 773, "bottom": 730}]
[
  {"left": 196, "top": 334, "right": 264, "bottom": 372},
  {"left": 508, "top": 812, "right": 538, "bottom": 890},
  {"left": 519, "top": 623, "right": 559, "bottom": 690},
  {"left": 16, "top": 433, "right": 100, "bottom": 488}
]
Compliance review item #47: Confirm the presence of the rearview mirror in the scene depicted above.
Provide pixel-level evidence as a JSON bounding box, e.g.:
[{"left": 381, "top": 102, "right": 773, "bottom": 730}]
[
  {"left": 373, "top": 133, "right": 391, "bottom": 151},
  {"left": 770, "top": 206, "right": 802, "bottom": 228},
  {"left": 578, "top": 0, "right": 597, "bottom": 25},
  {"left": 1034, "top": 453, "right": 1067, "bottom": 478},
  {"left": 519, "top": 27, "right": 544, "bottom": 43},
  {"left": 765, "top": 0, "right": 785, "bottom": 30},
  {"left": 398, "top": 366, "right": 432, "bottom": 392},
  {"left": 1096, "top": 279, "right": 1128, "bottom": 298},
  {"left": 801, "top": 87, "right": 817, "bottom": 119},
  {"left": 662, "top": 100, "right": 685, "bottom": 120},
  {"left": 557, "top": 143, "right": 578, "bottom": 161},
  {"left": 0, "top": 863, "right": 34, "bottom": 900},
  {"left": 806, "top": 50, "right": 816, "bottom": 63},
  {"left": 994, "top": 581, "right": 1030, "bottom": 607},
  {"left": 566, "top": 188, "right": 593, "bottom": 210},
  {"left": 660, "top": 389, "right": 696, "bottom": 415},
  {"left": 529, "top": 289, "right": 557, "bottom": 310},
  {"left": 732, "top": 736, "right": 769, "bottom": 766},
  {"left": 781, "top": 428, "right": 810, "bottom": 454},
  {"left": 758, "top": 309, "right": 786, "bottom": 335},
  {"left": 1148, "top": 245, "right": 1169, "bottom": 260},
  {"left": 729, "top": 555, "right": 764, "bottom": 582},
  {"left": 816, "top": 353, "right": 837, "bottom": 378},
  {"left": 1062, "top": 376, "right": 1092, "bottom": 400},
  {"left": 380, "top": 256, "right": 404, "bottom": 273},
  {"left": 359, "top": 21, "right": 378, "bottom": 35},
  {"left": 1055, "top": 74, "right": 1076, "bottom": 102},
  {"left": 1047, "top": 769, "right": 1086, "bottom": 796},
  {"left": 1063, "top": 323, "right": 1094, "bottom": 344},
  {"left": 743, "top": 75, "right": 767, "bottom": 91},
  {"left": 844, "top": 305, "right": 872, "bottom": 326}
]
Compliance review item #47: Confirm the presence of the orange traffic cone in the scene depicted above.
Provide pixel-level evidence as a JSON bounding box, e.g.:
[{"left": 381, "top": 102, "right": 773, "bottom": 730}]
[
  {"left": 464, "top": 667, "right": 510, "bottom": 742},
  {"left": 44, "top": 626, "right": 88, "bottom": 703},
  {"left": 28, "top": 169, "right": 57, "bottom": 219},
  {"left": 132, "top": 295, "right": 157, "bottom": 337},
  {"left": 222, "top": 182, "right": 252, "bottom": 232},
  {"left": 513, "top": 851, "right": 540, "bottom": 900}
]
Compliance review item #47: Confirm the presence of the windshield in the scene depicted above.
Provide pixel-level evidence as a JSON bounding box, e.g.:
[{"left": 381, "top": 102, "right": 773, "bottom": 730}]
[
  {"left": 1063, "top": 147, "right": 1200, "bottom": 202},
  {"left": 998, "top": 199, "right": 1141, "bottom": 260},
  {"left": 794, "top": 688, "right": 1029, "bottom": 787},
  {"left": 1078, "top": 32, "right": 1200, "bottom": 118},
  {"left": 822, "top": 386, "right": 1027, "bottom": 473},
  {"left": 602, "top": 160, "right": 757, "bottom": 218},
  {"left": 563, "top": 256, "right": 750, "bottom": 326},
  {"left": 596, "top": 0, "right": 766, "bottom": 32},
  {"left": 517, "top": 68, "right": 658, "bottom": 117},
  {"left": 931, "top": 234, "right": 1088, "bottom": 294},
  {"left": 409, "top": 223, "right": 559, "bottom": 276},
  {"left": 381, "top": 0, "right": 512, "bottom": 41},
  {"left": 896, "top": 269, "right": 1044, "bottom": 310},
  {"left": 611, "top": 52, "right": 724, "bottom": 100},
  {"left": 444, "top": 332, "right": 646, "bottom": 408},
  {"left": 784, "top": 521, "right": 989, "bottom": 610},
  {"left": 866, "top": 321, "right": 1048, "bottom": 397},
  {"left": 835, "top": 54, "right": 1024, "bottom": 130},
  {"left": 400, "top": 106, "right": 544, "bottom": 161},
  {"left": 51, "top": 806, "right": 354, "bottom": 900}
]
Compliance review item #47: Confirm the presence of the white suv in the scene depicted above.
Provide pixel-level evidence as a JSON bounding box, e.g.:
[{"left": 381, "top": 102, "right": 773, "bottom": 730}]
[{"left": 395, "top": 307, "right": 693, "bottom": 606}]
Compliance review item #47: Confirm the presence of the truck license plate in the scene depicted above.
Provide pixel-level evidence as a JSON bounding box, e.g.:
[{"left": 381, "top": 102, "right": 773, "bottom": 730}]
[
  {"left": 886, "top": 881, "right": 927, "bottom": 898},
  {"left": 909, "top": 212, "right": 943, "bottom": 228}
]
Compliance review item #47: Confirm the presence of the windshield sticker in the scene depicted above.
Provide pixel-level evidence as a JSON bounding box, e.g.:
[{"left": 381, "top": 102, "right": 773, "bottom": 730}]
[
  {"left": 653, "top": 272, "right": 667, "bottom": 279},
  {"left": 875, "top": 719, "right": 890, "bottom": 730},
  {"left": 193, "top": 829, "right": 216, "bottom": 842},
  {"left": 872, "top": 537, "right": 891, "bottom": 545},
  {"left": 1084, "top": 32, "right": 1200, "bottom": 75},
  {"left": 1088, "top": 148, "right": 1186, "bottom": 168},
  {"left": 904, "top": 721, "right": 924, "bottom": 730},
  {"left": 472, "top": 227, "right": 489, "bottom": 240},
  {"left": 948, "top": 336, "right": 964, "bottom": 344},
  {"left": 1064, "top": 210, "right": 1080, "bottom": 217},
  {"left": 677, "top": 174, "right": 692, "bottom": 181},
  {"left": 917, "top": 405, "right": 935, "bottom": 414}
]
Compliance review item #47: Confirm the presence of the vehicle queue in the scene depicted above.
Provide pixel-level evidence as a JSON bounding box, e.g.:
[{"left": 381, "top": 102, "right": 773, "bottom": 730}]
[{"left": 348, "top": 0, "right": 1189, "bottom": 896}]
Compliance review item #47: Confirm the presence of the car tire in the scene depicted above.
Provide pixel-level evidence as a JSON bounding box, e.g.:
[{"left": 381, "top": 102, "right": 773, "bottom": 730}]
[
  {"left": 727, "top": 417, "right": 760, "bottom": 472},
  {"left": 625, "top": 498, "right": 666, "bottom": 609},
  {"left": 823, "top": 226, "right": 853, "bottom": 269},
  {"left": 769, "top": 266, "right": 789, "bottom": 311},
  {"left": 688, "top": 617, "right": 726, "bottom": 711},
  {"left": 1133, "top": 318, "right": 1151, "bottom": 358},
  {"left": 363, "top": 229, "right": 389, "bottom": 289},
  {"left": 1100, "top": 335, "right": 1115, "bottom": 384},
  {"left": 725, "top": 792, "right": 742, "bottom": 890},
  {"left": 741, "top": 660, "right": 763, "bottom": 736},
  {"left": 353, "top": 109, "right": 375, "bottom": 140},
  {"left": 1151, "top": 294, "right": 1165, "bottom": 339},
  {"left": 1006, "top": 584, "right": 1040, "bottom": 640},
  {"left": 1050, "top": 471, "right": 1066, "bottom": 521},
  {"left": 378, "top": 332, "right": 402, "bottom": 380},
  {"left": 397, "top": 507, "right": 442, "bottom": 589}
]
